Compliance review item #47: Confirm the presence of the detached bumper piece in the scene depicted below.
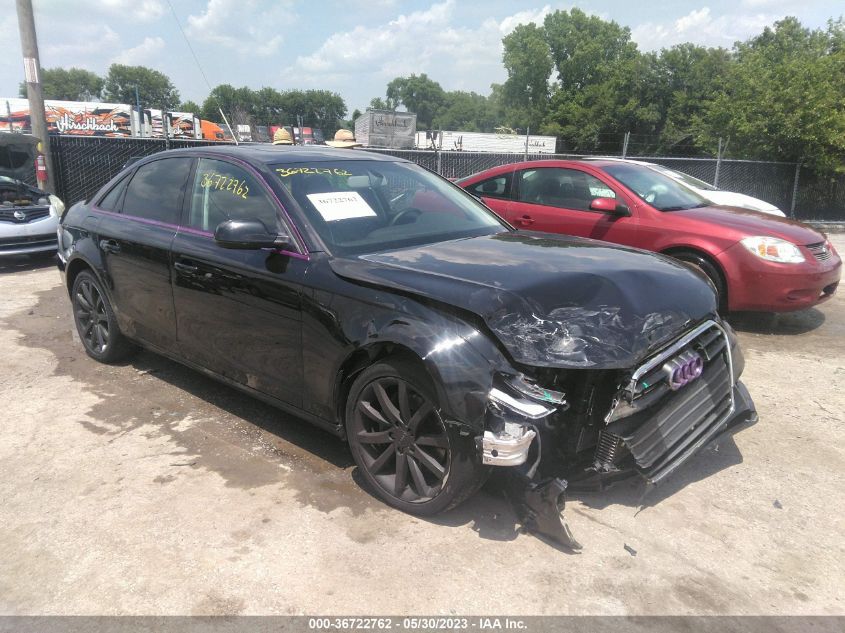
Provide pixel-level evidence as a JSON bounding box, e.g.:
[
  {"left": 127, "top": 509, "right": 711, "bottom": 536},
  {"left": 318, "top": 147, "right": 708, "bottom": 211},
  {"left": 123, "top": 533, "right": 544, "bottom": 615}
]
[{"left": 506, "top": 475, "right": 582, "bottom": 551}]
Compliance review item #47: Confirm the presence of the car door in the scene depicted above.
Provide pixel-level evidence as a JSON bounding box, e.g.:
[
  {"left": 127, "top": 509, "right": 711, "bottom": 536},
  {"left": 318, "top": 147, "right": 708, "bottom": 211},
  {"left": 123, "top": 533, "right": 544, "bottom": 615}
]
[
  {"left": 95, "top": 156, "right": 192, "bottom": 349},
  {"left": 507, "top": 166, "right": 637, "bottom": 243},
  {"left": 170, "top": 157, "right": 306, "bottom": 408}
]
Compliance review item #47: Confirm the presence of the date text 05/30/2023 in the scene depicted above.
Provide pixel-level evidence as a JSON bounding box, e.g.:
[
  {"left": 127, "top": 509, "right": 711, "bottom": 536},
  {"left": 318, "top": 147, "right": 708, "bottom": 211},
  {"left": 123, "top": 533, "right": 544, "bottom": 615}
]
[{"left": 308, "top": 617, "right": 528, "bottom": 630}]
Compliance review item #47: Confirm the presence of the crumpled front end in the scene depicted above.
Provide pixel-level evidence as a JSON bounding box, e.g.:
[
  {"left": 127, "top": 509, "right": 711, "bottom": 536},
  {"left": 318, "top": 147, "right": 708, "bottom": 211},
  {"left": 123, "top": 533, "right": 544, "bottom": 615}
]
[{"left": 481, "top": 318, "right": 757, "bottom": 548}]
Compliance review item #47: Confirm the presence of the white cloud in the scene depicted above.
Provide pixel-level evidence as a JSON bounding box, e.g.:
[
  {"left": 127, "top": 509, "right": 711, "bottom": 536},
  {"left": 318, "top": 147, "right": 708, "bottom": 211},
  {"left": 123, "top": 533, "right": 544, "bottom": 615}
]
[
  {"left": 631, "top": 6, "right": 781, "bottom": 50},
  {"left": 43, "top": 25, "right": 122, "bottom": 59},
  {"left": 287, "top": 0, "right": 551, "bottom": 94},
  {"left": 100, "top": 0, "right": 166, "bottom": 22},
  {"left": 112, "top": 36, "right": 165, "bottom": 65},
  {"left": 186, "top": 0, "right": 291, "bottom": 57}
]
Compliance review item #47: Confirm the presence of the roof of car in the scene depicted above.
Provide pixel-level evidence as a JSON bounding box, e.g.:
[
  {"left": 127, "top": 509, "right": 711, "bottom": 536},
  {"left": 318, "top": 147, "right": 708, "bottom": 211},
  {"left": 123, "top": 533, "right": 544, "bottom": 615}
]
[{"left": 158, "top": 144, "right": 406, "bottom": 165}]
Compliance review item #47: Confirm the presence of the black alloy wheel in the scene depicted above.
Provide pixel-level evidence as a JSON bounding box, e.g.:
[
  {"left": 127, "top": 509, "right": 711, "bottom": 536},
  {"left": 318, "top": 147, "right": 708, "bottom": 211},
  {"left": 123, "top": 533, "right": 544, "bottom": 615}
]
[
  {"left": 346, "top": 359, "right": 488, "bottom": 515},
  {"left": 74, "top": 276, "right": 109, "bottom": 354},
  {"left": 71, "top": 270, "right": 136, "bottom": 363}
]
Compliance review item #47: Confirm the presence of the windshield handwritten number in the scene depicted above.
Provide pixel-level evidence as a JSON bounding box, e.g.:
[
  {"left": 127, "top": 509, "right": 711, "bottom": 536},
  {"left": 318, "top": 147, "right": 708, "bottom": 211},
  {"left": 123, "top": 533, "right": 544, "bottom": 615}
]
[
  {"left": 275, "top": 167, "right": 353, "bottom": 178},
  {"left": 199, "top": 172, "right": 249, "bottom": 199}
]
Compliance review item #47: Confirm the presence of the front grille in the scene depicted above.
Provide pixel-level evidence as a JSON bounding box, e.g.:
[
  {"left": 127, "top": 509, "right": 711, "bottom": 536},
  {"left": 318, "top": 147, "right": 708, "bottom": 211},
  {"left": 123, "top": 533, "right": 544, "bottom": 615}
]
[
  {"left": 807, "top": 241, "right": 832, "bottom": 262},
  {"left": 604, "top": 321, "right": 734, "bottom": 483},
  {"left": 0, "top": 206, "right": 51, "bottom": 223},
  {"left": 0, "top": 234, "right": 56, "bottom": 251}
]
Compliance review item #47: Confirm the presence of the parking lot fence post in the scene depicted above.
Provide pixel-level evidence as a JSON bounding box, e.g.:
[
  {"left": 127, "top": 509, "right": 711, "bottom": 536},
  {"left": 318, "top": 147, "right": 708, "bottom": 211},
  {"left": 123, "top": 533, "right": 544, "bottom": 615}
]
[{"left": 790, "top": 162, "right": 801, "bottom": 218}]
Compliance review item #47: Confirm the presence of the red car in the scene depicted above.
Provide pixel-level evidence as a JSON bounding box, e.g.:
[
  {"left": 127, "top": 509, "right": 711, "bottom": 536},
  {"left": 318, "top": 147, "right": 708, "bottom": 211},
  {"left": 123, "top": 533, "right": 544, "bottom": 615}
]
[{"left": 458, "top": 159, "right": 841, "bottom": 312}]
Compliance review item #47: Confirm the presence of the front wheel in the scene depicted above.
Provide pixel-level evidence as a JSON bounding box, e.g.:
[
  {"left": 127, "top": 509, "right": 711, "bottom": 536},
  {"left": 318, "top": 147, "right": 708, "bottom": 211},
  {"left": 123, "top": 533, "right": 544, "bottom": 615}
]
[
  {"left": 672, "top": 251, "right": 727, "bottom": 312},
  {"left": 345, "top": 359, "right": 488, "bottom": 515}
]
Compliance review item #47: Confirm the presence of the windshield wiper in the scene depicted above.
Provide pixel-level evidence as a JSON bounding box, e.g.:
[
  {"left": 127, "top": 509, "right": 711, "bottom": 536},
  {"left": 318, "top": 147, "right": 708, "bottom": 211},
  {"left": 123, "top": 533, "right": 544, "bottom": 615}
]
[{"left": 660, "top": 203, "right": 708, "bottom": 211}]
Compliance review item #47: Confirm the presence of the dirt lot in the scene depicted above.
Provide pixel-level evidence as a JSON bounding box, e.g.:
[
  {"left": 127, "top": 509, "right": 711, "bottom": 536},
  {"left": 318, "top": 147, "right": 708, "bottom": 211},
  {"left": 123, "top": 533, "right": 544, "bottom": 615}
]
[{"left": 1, "top": 236, "right": 843, "bottom": 616}]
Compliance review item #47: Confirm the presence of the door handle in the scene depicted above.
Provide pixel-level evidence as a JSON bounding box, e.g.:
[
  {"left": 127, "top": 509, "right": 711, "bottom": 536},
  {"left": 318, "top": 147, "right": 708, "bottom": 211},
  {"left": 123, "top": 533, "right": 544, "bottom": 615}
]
[
  {"left": 174, "top": 261, "right": 199, "bottom": 275},
  {"left": 518, "top": 215, "right": 535, "bottom": 226},
  {"left": 99, "top": 239, "right": 120, "bottom": 254}
]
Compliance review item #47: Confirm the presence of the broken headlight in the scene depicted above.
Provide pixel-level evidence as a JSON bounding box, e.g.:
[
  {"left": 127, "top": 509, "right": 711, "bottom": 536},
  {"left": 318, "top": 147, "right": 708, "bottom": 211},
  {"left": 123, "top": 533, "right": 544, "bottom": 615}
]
[{"left": 488, "top": 374, "right": 566, "bottom": 420}]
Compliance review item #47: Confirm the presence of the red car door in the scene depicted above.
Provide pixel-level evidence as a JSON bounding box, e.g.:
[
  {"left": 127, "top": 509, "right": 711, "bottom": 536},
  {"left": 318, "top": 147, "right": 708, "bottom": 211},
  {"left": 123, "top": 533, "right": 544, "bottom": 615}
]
[{"left": 506, "top": 166, "right": 638, "bottom": 244}]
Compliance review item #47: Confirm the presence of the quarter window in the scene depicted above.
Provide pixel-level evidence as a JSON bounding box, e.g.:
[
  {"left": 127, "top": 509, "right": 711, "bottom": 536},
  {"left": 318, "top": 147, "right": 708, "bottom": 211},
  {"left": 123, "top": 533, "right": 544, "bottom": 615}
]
[
  {"left": 518, "top": 168, "right": 616, "bottom": 211},
  {"left": 122, "top": 157, "right": 193, "bottom": 223},
  {"left": 97, "top": 175, "right": 129, "bottom": 212},
  {"left": 187, "top": 158, "right": 280, "bottom": 233},
  {"left": 469, "top": 174, "right": 511, "bottom": 199}
]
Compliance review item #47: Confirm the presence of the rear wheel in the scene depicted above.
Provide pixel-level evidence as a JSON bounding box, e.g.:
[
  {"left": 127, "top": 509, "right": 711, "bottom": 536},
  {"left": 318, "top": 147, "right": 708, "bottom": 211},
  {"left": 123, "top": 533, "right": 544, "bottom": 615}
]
[
  {"left": 671, "top": 250, "right": 727, "bottom": 312},
  {"left": 345, "top": 359, "right": 487, "bottom": 515},
  {"left": 71, "top": 270, "right": 137, "bottom": 363}
]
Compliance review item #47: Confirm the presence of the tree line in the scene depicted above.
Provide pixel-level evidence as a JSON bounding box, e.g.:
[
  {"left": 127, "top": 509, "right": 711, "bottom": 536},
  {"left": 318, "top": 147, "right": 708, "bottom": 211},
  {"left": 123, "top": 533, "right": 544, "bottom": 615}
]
[
  {"left": 19, "top": 64, "right": 348, "bottom": 138},
  {"left": 366, "top": 10, "right": 844, "bottom": 172}
]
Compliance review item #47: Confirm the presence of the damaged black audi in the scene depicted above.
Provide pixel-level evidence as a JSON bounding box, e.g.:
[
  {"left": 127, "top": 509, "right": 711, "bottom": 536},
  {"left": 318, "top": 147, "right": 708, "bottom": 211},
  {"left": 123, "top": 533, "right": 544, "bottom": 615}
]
[{"left": 57, "top": 146, "right": 756, "bottom": 548}]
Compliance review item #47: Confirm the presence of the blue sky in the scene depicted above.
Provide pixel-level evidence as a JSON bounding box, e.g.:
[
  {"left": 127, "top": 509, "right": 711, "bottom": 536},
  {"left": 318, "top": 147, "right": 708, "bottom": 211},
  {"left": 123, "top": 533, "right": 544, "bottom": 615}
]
[{"left": 0, "top": 0, "right": 839, "bottom": 114}]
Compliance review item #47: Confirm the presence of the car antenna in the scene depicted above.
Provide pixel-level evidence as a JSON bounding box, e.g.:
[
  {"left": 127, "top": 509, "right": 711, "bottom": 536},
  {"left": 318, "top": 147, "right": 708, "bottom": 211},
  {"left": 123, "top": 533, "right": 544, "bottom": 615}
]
[{"left": 165, "top": 0, "right": 238, "bottom": 145}]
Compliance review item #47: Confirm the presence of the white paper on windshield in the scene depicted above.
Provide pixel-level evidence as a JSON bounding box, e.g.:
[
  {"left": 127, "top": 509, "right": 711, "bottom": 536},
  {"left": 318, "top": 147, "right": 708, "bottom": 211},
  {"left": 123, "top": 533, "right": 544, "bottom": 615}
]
[{"left": 307, "top": 191, "right": 377, "bottom": 222}]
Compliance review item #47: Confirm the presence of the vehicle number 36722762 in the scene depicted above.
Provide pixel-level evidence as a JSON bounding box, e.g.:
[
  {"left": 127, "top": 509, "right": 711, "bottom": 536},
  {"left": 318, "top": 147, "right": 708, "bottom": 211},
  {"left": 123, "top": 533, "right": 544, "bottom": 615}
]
[{"left": 200, "top": 172, "right": 249, "bottom": 199}]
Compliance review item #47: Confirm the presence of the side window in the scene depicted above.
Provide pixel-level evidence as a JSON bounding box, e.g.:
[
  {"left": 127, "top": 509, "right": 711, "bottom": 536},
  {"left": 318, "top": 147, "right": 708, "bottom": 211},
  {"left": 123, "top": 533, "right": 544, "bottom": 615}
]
[
  {"left": 122, "top": 157, "right": 193, "bottom": 223},
  {"left": 187, "top": 158, "right": 280, "bottom": 233},
  {"left": 97, "top": 174, "right": 129, "bottom": 212},
  {"left": 470, "top": 174, "right": 511, "bottom": 199},
  {"left": 518, "top": 168, "right": 615, "bottom": 211}
]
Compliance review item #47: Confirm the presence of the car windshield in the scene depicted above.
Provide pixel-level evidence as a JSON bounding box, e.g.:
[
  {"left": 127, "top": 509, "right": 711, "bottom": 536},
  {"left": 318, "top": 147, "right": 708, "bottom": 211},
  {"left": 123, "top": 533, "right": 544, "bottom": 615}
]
[
  {"left": 604, "top": 163, "right": 709, "bottom": 211},
  {"left": 273, "top": 159, "right": 506, "bottom": 255},
  {"left": 649, "top": 165, "right": 718, "bottom": 191}
]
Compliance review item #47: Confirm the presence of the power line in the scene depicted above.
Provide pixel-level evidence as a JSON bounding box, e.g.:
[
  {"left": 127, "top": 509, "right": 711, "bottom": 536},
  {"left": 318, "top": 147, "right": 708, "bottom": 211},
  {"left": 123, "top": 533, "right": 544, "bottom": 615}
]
[{"left": 164, "top": 0, "right": 237, "bottom": 143}]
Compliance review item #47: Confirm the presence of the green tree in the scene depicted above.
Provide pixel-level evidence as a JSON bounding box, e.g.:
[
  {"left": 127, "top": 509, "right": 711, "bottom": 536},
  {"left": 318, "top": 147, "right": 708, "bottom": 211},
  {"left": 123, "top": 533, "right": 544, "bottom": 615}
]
[
  {"left": 103, "top": 64, "right": 180, "bottom": 109},
  {"left": 179, "top": 100, "right": 202, "bottom": 113},
  {"left": 433, "top": 91, "right": 497, "bottom": 132},
  {"left": 697, "top": 17, "right": 845, "bottom": 171},
  {"left": 385, "top": 73, "right": 446, "bottom": 128},
  {"left": 19, "top": 67, "right": 103, "bottom": 101},
  {"left": 201, "top": 84, "right": 255, "bottom": 125},
  {"left": 501, "top": 23, "right": 553, "bottom": 131},
  {"left": 543, "top": 8, "right": 638, "bottom": 90}
]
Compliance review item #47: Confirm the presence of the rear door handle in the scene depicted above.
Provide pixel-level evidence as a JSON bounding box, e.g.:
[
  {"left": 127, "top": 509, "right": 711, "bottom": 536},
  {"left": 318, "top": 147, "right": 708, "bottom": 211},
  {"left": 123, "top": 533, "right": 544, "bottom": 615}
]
[
  {"left": 174, "top": 261, "right": 199, "bottom": 275},
  {"left": 518, "top": 215, "right": 535, "bottom": 226},
  {"left": 99, "top": 239, "right": 120, "bottom": 254}
]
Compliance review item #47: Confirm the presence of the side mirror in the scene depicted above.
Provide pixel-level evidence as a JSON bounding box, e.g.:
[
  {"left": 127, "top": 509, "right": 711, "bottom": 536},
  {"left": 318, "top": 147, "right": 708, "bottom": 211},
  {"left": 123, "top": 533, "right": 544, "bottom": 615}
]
[
  {"left": 590, "top": 197, "right": 630, "bottom": 216},
  {"left": 214, "top": 219, "right": 292, "bottom": 250}
]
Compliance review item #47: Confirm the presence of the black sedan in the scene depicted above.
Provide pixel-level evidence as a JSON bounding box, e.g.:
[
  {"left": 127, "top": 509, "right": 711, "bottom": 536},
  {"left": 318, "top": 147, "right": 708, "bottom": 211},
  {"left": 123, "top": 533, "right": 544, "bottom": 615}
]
[{"left": 57, "top": 146, "right": 756, "bottom": 547}]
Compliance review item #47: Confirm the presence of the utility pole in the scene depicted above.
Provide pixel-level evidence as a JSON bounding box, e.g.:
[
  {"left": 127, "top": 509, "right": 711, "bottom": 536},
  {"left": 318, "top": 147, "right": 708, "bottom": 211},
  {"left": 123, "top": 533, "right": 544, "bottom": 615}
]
[{"left": 16, "top": 0, "right": 55, "bottom": 193}]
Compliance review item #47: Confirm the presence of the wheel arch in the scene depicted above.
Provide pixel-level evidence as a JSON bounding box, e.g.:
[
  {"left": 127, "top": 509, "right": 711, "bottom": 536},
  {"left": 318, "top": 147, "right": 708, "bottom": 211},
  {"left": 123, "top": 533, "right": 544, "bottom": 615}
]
[
  {"left": 661, "top": 245, "right": 730, "bottom": 307},
  {"left": 333, "top": 342, "right": 443, "bottom": 439}
]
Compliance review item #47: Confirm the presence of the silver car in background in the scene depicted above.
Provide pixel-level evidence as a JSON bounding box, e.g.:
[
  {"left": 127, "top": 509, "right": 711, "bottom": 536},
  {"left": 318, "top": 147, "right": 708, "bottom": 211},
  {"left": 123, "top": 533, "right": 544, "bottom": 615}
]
[{"left": 0, "top": 134, "right": 64, "bottom": 257}]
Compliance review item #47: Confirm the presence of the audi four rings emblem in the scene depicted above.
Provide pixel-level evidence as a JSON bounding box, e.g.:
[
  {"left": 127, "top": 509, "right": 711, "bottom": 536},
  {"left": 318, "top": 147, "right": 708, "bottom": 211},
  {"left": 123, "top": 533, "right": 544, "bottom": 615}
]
[{"left": 663, "top": 350, "right": 704, "bottom": 390}]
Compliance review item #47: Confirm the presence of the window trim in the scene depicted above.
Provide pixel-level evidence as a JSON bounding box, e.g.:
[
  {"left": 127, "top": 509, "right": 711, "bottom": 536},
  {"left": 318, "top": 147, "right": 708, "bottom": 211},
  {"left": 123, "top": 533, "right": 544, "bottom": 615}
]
[{"left": 515, "top": 166, "right": 621, "bottom": 214}]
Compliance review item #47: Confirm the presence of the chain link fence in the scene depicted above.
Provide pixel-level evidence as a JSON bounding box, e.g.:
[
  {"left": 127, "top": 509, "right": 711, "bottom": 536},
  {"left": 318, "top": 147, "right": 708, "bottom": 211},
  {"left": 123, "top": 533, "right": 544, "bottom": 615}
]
[
  {"left": 45, "top": 136, "right": 844, "bottom": 221},
  {"left": 49, "top": 136, "right": 232, "bottom": 207}
]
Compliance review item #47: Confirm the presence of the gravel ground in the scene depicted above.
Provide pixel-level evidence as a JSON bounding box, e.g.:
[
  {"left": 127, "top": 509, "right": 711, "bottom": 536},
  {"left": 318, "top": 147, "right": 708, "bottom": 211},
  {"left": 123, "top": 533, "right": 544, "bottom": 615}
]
[{"left": 0, "top": 236, "right": 843, "bottom": 616}]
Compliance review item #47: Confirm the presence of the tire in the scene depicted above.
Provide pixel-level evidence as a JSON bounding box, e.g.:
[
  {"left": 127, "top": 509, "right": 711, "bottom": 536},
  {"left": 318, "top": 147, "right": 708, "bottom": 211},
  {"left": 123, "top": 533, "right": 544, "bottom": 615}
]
[
  {"left": 671, "top": 250, "right": 727, "bottom": 312},
  {"left": 345, "top": 358, "right": 488, "bottom": 516},
  {"left": 71, "top": 270, "right": 137, "bottom": 363}
]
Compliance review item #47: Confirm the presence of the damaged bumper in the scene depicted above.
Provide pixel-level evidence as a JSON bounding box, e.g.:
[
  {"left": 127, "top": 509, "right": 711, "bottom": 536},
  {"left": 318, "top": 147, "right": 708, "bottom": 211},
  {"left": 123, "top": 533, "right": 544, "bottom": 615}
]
[{"left": 481, "top": 319, "right": 757, "bottom": 549}]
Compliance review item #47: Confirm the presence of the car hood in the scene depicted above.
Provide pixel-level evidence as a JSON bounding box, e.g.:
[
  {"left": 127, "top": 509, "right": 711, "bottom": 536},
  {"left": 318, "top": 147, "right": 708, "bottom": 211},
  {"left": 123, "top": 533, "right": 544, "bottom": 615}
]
[
  {"left": 674, "top": 205, "right": 823, "bottom": 244},
  {"left": 330, "top": 231, "right": 717, "bottom": 369}
]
